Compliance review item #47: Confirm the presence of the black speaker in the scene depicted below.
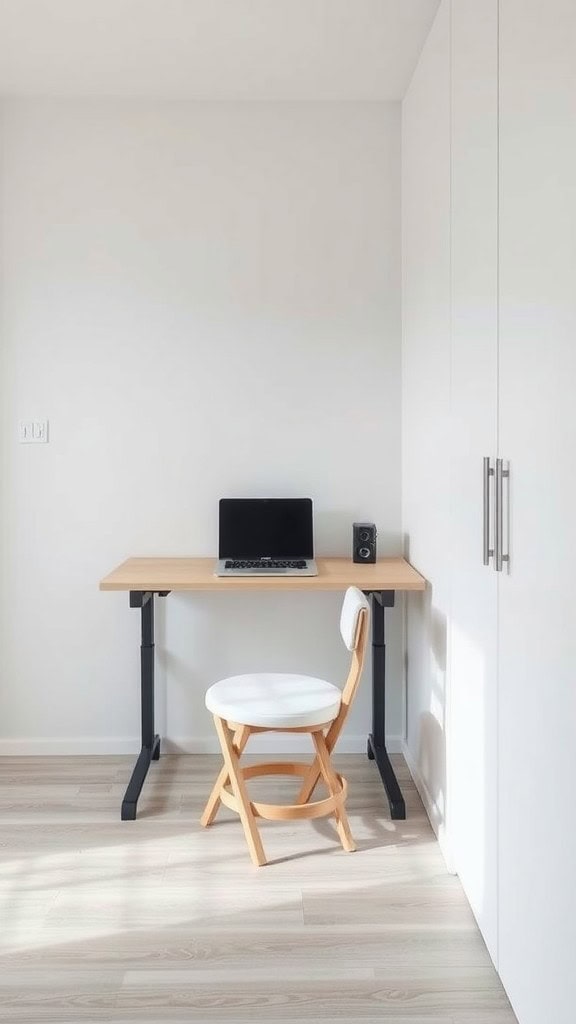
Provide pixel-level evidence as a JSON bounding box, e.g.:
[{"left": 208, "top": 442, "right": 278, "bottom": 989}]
[{"left": 353, "top": 522, "right": 377, "bottom": 563}]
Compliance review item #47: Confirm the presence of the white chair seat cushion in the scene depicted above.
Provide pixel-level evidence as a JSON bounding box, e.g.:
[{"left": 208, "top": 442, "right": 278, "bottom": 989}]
[{"left": 205, "top": 673, "right": 342, "bottom": 729}]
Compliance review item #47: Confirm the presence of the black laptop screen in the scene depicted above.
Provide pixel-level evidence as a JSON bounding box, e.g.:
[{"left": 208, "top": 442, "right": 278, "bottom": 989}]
[{"left": 219, "top": 498, "right": 313, "bottom": 559}]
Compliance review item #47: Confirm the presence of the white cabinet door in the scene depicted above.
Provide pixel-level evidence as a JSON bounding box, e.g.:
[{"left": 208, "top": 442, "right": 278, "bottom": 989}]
[
  {"left": 498, "top": 2, "right": 576, "bottom": 1020},
  {"left": 449, "top": 0, "right": 499, "bottom": 964}
]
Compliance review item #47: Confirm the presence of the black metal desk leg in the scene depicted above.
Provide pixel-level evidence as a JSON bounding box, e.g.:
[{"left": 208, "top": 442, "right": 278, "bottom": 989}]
[
  {"left": 121, "top": 591, "right": 162, "bottom": 820},
  {"left": 366, "top": 590, "right": 406, "bottom": 820}
]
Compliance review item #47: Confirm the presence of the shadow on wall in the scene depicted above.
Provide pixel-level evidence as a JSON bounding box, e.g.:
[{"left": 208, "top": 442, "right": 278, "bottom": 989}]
[
  {"left": 403, "top": 549, "right": 448, "bottom": 843},
  {"left": 429, "top": 602, "right": 447, "bottom": 673},
  {"left": 418, "top": 591, "right": 448, "bottom": 836},
  {"left": 417, "top": 709, "right": 447, "bottom": 834}
]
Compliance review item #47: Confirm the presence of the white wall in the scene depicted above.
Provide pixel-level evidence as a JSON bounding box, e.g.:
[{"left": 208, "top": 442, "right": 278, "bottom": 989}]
[
  {"left": 0, "top": 99, "right": 402, "bottom": 754},
  {"left": 401, "top": 1, "right": 452, "bottom": 850}
]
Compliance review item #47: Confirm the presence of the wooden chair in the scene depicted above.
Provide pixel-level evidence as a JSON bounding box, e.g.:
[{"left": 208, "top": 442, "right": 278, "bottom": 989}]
[{"left": 200, "top": 586, "right": 370, "bottom": 866}]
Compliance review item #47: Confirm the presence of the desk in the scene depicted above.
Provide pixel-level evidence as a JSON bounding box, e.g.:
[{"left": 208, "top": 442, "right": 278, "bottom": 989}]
[{"left": 99, "top": 556, "right": 426, "bottom": 821}]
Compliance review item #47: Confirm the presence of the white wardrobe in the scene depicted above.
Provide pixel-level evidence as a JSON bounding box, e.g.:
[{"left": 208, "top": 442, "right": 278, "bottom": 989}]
[{"left": 402, "top": 2, "right": 576, "bottom": 1023}]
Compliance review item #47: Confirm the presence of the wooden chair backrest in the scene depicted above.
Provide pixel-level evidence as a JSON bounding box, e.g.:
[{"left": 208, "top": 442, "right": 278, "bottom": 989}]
[{"left": 340, "top": 604, "right": 370, "bottom": 711}]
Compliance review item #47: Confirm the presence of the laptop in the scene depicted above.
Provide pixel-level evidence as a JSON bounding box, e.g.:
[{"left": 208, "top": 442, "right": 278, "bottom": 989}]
[{"left": 215, "top": 498, "right": 318, "bottom": 576}]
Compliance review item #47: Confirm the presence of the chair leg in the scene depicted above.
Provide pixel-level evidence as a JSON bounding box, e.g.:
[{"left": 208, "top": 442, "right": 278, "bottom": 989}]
[
  {"left": 213, "top": 716, "right": 267, "bottom": 867},
  {"left": 297, "top": 715, "right": 341, "bottom": 804},
  {"left": 200, "top": 724, "right": 251, "bottom": 827},
  {"left": 297, "top": 760, "right": 321, "bottom": 805},
  {"left": 312, "top": 731, "right": 356, "bottom": 853}
]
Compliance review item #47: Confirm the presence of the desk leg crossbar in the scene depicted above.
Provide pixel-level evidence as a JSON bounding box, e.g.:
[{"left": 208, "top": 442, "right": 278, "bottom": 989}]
[{"left": 120, "top": 587, "right": 405, "bottom": 821}]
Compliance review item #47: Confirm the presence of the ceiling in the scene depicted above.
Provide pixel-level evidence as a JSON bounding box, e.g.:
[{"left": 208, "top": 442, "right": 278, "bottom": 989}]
[{"left": 0, "top": 0, "right": 439, "bottom": 101}]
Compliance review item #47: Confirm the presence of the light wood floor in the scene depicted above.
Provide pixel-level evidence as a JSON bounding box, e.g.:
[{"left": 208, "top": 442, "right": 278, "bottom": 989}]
[{"left": 0, "top": 753, "right": 517, "bottom": 1023}]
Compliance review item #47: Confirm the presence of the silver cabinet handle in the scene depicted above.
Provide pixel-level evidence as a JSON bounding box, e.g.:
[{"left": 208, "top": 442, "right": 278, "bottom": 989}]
[
  {"left": 483, "top": 457, "right": 494, "bottom": 565},
  {"left": 495, "top": 458, "right": 510, "bottom": 572}
]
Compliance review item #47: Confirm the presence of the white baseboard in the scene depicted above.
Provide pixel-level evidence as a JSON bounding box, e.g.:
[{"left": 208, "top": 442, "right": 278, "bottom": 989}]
[
  {"left": 382, "top": 735, "right": 403, "bottom": 755},
  {"left": 0, "top": 738, "right": 142, "bottom": 756},
  {"left": 0, "top": 734, "right": 404, "bottom": 756},
  {"left": 401, "top": 740, "right": 454, "bottom": 873}
]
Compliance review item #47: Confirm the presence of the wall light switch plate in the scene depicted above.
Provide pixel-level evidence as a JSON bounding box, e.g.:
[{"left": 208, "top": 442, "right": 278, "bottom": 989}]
[{"left": 18, "top": 419, "right": 49, "bottom": 443}]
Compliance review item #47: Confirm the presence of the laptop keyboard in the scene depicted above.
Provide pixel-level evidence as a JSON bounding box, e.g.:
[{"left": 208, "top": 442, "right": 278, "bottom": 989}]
[{"left": 224, "top": 559, "right": 307, "bottom": 570}]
